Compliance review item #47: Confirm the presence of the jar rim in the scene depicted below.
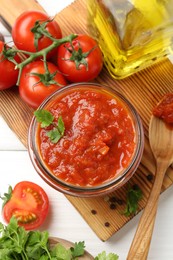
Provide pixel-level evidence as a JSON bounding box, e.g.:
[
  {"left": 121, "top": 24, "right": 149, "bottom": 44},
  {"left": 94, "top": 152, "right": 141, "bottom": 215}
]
[{"left": 28, "top": 82, "right": 144, "bottom": 197}]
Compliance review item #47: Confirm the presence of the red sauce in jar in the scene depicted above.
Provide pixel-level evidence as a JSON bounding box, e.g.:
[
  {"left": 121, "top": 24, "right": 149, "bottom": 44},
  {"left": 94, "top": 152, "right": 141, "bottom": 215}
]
[
  {"left": 36, "top": 86, "right": 136, "bottom": 187},
  {"left": 153, "top": 93, "right": 173, "bottom": 124}
]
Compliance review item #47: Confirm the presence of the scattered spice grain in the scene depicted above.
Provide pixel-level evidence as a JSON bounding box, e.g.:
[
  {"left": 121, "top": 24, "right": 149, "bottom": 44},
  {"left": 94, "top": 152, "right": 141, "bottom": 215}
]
[
  {"left": 109, "top": 196, "right": 117, "bottom": 203},
  {"left": 91, "top": 209, "right": 97, "bottom": 215},
  {"left": 104, "top": 222, "right": 110, "bottom": 227},
  {"left": 147, "top": 174, "right": 154, "bottom": 181},
  {"left": 110, "top": 203, "right": 116, "bottom": 210}
]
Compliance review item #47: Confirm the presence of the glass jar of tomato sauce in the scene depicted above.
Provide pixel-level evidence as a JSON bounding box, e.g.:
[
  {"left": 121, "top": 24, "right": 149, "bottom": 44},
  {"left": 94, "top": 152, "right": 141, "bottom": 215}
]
[
  {"left": 28, "top": 83, "right": 144, "bottom": 197},
  {"left": 87, "top": 0, "right": 173, "bottom": 79}
]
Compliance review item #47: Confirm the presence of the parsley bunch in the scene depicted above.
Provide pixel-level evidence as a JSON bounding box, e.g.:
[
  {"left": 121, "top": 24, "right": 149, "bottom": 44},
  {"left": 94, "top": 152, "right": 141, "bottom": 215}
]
[
  {"left": 0, "top": 217, "right": 84, "bottom": 260},
  {"left": 0, "top": 217, "right": 119, "bottom": 260}
]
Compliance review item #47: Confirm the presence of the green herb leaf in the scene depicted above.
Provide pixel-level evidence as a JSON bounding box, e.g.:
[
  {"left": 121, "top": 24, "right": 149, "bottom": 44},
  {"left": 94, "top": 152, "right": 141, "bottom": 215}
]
[
  {"left": 47, "top": 128, "right": 62, "bottom": 143},
  {"left": 50, "top": 243, "right": 72, "bottom": 259},
  {"left": 26, "top": 230, "right": 51, "bottom": 259},
  {"left": 0, "top": 186, "right": 13, "bottom": 208},
  {"left": 58, "top": 116, "right": 65, "bottom": 136},
  {"left": 94, "top": 251, "right": 119, "bottom": 260},
  {"left": 34, "top": 109, "right": 65, "bottom": 144},
  {"left": 123, "top": 184, "right": 143, "bottom": 217},
  {"left": 34, "top": 109, "right": 54, "bottom": 128},
  {"left": 70, "top": 241, "right": 85, "bottom": 258},
  {"left": 0, "top": 217, "right": 29, "bottom": 258}
]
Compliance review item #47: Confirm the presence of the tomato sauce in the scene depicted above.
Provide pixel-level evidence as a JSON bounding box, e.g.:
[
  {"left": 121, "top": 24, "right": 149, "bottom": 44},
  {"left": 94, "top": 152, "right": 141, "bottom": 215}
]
[
  {"left": 37, "top": 86, "right": 136, "bottom": 187},
  {"left": 153, "top": 93, "right": 173, "bottom": 124}
]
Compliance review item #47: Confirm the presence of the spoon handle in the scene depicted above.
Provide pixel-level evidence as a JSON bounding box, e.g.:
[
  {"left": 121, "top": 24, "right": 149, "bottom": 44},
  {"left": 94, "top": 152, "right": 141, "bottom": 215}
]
[{"left": 127, "top": 162, "right": 167, "bottom": 260}]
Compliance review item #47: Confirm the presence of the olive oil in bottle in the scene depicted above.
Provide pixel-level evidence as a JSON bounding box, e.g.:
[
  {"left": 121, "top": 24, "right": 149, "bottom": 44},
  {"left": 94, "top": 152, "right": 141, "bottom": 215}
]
[{"left": 87, "top": 0, "right": 173, "bottom": 79}]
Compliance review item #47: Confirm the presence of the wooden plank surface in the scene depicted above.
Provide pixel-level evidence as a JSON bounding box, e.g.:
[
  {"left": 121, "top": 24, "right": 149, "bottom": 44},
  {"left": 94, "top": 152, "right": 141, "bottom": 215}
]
[{"left": 1, "top": 0, "right": 173, "bottom": 241}]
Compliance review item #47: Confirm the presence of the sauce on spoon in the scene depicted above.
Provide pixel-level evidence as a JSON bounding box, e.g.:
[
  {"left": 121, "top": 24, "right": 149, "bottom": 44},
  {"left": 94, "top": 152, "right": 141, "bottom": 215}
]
[{"left": 153, "top": 93, "right": 173, "bottom": 124}]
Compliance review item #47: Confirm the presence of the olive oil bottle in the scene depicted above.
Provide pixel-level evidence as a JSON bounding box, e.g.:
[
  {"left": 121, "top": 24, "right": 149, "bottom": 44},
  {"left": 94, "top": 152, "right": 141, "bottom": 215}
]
[{"left": 87, "top": 0, "right": 173, "bottom": 79}]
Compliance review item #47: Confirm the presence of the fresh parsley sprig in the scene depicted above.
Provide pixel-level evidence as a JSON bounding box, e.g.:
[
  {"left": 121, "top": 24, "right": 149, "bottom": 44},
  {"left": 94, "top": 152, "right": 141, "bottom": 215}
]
[
  {"left": 0, "top": 217, "right": 85, "bottom": 260},
  {"left": 34, "top": 109, "right": 65, "bottom": 143},
  {"left": 123, "top": 184, "right": 143, "bottom": 217},
  {"left": 70, "top": 241, "right": 85, "bottom": 258}
]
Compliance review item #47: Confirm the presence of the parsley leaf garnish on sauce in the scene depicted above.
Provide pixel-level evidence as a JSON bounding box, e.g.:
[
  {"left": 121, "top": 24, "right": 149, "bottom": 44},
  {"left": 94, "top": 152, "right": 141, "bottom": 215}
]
[
  {"left": 34, "top": 109, "right": 65, "bottom": 143},
  {"left": 123, "top": 184, "right": 143, "bottom": 217},
  {"left": 34, "top": 109, "right": 54, "bottom": 127}
]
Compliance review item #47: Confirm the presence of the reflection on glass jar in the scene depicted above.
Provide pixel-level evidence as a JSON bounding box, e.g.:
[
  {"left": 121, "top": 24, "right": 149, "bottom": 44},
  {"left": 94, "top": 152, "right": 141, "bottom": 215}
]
[{"left": 87, "top": 0, "right": 173, "bottom": 79}]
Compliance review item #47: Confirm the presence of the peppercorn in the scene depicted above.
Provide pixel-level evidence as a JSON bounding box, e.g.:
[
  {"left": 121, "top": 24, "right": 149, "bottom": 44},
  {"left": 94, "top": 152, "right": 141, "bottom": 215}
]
[
  {"left": 147, "top": 174, "right": 153, "bottom": 181},
  {"left": 91, "top": 209, "right": 97, "bottom": 215},
  {"left": 110, "top": 203, "right": 116, "bottom": 210},
  {"left": 104, "top": 222, "right": 110, "bottom": 227}
]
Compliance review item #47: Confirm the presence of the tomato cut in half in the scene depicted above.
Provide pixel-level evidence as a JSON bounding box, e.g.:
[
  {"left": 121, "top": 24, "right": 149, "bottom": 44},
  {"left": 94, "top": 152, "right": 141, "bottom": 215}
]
[{"left": 2, "top": 181, "right": 49, "bottom": 230}]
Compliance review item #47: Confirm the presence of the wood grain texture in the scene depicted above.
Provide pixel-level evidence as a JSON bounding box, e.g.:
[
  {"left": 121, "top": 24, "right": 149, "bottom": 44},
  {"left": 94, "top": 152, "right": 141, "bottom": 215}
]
[
  {"left": 0, "top": 0, "right": 173, "bottom": 241},
  {"left": 0, "top": 0, "right": 44, "bottom": 30}
]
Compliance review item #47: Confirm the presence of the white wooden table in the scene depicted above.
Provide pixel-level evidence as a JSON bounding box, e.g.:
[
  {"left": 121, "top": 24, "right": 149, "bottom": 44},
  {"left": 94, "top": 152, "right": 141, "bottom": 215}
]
[{"left": 0, "top": 1, "right": 173, "bottom": 259}]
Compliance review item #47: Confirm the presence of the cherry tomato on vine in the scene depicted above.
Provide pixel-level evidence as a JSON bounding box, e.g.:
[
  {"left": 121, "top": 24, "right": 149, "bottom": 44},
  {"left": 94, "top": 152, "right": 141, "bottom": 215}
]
[
  {"left": 0, "top": 41, "right": 20, "bottom": 90},
  {"left": 19, "top": 60, "right": 67, "bottom": 108},
  {"left": 1, "top": 181, "right": 49, "bottom": 230},
  {"left": 57, "top": 34, "right": 103, "bottom": 82},
  {"left": 12, "top": 10, "right": 62, "bottom": 58}
]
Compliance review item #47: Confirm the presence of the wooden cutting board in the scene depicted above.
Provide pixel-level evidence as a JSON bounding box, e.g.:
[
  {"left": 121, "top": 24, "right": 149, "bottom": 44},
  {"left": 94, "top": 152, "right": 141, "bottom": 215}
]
[{"left": 1, "top": 0, "right": 173, "bottom": 241}]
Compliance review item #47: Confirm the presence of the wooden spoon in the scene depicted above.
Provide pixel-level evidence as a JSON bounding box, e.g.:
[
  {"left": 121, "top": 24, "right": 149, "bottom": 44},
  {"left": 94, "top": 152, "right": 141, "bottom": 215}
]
[
  {"left": 0, "top": 32, "right": 4, "bottom": 42},
  {"left": 127, "top": 115, "right": 173, "bottom": 260}
]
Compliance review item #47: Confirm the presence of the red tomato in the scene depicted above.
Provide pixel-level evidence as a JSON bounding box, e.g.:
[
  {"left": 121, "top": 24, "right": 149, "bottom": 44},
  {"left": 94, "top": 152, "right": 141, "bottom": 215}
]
[
  {"left": 2, "top": 181, "right": 49, "bottom": 230},
  {"left": 57, "top": 34, "right": 103, "bottom": 82},
  {"left": 19, "top": 60, "right": 67, "bottom": 108},
  {"left": 12, "top": 10, "right": 62, "bottom": 57},
  {"left": 0, "top": 41, "right": 20, "bottom": 90}
]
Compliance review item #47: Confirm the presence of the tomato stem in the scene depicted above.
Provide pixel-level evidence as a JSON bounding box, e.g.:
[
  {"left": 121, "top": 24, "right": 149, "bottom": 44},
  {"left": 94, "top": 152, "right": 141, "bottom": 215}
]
[
  {"left": 31, "top": 18, "right": 58, "bottom": 50},
  {"left": 15, "top": 34, "right": 77, "bottom": 85},
  {"left": 63, "top": 41, "right": 97, "bottom": 71},
  {"left": 43, "top": 52, "right": 49, "bottom": 80}
]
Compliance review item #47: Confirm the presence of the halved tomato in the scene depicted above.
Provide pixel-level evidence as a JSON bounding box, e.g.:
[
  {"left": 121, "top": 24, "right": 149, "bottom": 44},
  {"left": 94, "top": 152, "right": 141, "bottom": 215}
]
[{"left": 1, "top": 181, "right": 49, "bottom": 230}]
